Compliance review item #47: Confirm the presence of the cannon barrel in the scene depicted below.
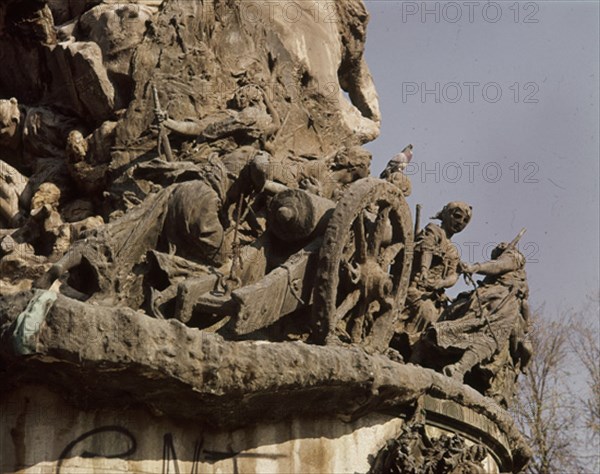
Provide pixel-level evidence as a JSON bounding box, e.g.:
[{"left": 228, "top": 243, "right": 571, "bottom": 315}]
[{"left": 268, "top": 189, "right": 335, "bottom": 242}]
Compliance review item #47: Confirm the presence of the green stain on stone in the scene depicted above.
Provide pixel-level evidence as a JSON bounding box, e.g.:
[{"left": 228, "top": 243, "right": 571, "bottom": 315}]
[{"left": 12, "top": 290, "right": 57, "bottom": 355}]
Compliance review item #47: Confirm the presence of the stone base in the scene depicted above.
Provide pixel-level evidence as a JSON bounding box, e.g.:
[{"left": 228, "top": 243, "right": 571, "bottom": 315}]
[
  {"left": 0, "top": 291, "right": 530, "bottom": 473},
  {"left": 1, "top": 385, "right": 402, "bottom": 473},
  {"left": 2, "top": 385, "right": 507, "bottom": 474}
]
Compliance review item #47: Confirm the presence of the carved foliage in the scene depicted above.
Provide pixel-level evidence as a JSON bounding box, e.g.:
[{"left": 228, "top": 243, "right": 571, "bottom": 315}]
[{"left": 369, "top": 423, "right": 488, "bottom": 474}]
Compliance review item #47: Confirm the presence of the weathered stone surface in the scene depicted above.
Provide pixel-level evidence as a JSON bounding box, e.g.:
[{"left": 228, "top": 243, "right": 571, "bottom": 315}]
[
  {"left": 75, "top": 3, "right": 157, "bottom": 109},
  {"left": 1, "top": 0, "right": 380, "bottom": 163},
  {"left": 112, "top": 0, "right": 380, "bottom": 162},
  {"left": 0, "top": 291, "right": 531, "bottom": 471},
  {"left": 0, "top": 1, "right": 112, "bottom": 122},
  {"left": 1, "top": 0, "right": 385, "bottom": 301},
  {"left": 48, "top": 0, "right": 101, "bottom": 25},
  {"left": 0, "top": 2, "right": 534, "bottom": 472},
  {"left": 2, "top": 386, "right": 405, "bottom": 474},
  {"left": 57, "top": 40, "right": 116, "bottom": 118}
]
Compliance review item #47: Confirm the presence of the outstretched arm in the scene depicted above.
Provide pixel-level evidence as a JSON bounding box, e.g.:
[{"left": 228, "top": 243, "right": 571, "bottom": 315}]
[
  {"left": 434, "top": 271, "right": 460, "bottom": 289},
  {"left": 466, "top": 251, "right": 522, "bottom": 276},
  {"left": 162, "top": 118, "right": 204, "bottom": 136}
]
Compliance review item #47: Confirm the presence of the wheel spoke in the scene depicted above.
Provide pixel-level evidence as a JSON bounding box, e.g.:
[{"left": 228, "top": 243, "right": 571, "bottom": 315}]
[
  {"left": 369, "top": 206, "right": 391, "bottom": 256},
  {"left": 380, "top": 242, "right": 404, "bottom": 268},
  {"left": 335, "top": 289, "right": 361, "bottom": 322},
  {"left": 351, "top": 290, "right": 370, "bottom": 343},
  {"left": 354, "top": 212, "right": 368, "bottom": 263}
]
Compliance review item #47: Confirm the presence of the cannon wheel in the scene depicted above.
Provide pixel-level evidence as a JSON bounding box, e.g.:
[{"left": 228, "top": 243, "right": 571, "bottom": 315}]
[{"left": 312, "top": 177, "right": 413, "bottom": 352}]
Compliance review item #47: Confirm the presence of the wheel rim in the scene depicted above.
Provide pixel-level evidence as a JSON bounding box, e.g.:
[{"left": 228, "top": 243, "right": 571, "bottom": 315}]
[{"left": 312, "top": 178, "right": 413, "bottom": 352}]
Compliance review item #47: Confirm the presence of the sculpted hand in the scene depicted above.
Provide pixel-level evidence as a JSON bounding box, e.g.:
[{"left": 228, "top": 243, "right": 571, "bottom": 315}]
[
  {"left": 425, "top": 279, "right": 444, "bottom": 291},
  {"left": 461, "top": 263, "right": 480, "bottom": 274},
  {"left": 155, "top": 110, "right": 167, "bottom": 123}
]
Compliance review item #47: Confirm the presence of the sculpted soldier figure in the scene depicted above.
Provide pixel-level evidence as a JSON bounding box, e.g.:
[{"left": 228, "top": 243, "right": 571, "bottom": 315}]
[
  {"left": 157, "top": 84, "right": 280, "bottom": 154},
  {"left": 401, "top": 202, "right": 472, "bottom": 341},
  {"left": 22, "top": 183, "right": 70, "bottom": 261},
  {"left": 0, "top": 97, "right": 80, "bottom": 169},
  {"left": 33, "top": 148, "right": 270, "bottom": 306},
  {"left": 65, "top": 123, "right": 116, "bottom": 194},
  {"left": 412, "top": 232, "right": 532, "bottom": 406}
]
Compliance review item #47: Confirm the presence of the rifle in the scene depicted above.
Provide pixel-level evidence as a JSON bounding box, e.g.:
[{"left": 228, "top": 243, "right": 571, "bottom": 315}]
[
  {"left": 414, "top": 203, "right": 422, "bottom": 240},
  {"left": 152, "top": 85, "right": 173, "bottom": 162},
  {"left": 507, "top": 227, "right": 527, "bottom": 250}
]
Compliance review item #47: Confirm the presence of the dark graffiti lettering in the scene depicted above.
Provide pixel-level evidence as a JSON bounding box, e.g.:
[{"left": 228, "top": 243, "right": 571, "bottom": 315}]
[
  {"left": 162, "top": 433, "right": 181, "bottom": 474},
  {"left": 58, "top": 427, "right": 285, "bottom": 473},
  {"left": 57, "top": 425, "right": 137, "bottom": 474},
  {"left": 162, "top": 432, "right": 241, "bottom": 474}
]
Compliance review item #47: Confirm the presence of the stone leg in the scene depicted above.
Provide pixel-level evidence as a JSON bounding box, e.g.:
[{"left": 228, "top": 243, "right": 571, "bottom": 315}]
[
  {"left": 443, "top": 350, "right": 480, "bottom": 380},
  {"left": 33, "top": 246, "right": 83, "bottom": 289}
]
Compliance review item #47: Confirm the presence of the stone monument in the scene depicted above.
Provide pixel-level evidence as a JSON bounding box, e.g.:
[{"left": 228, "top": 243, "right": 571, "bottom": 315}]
[{"left": 0, "top": 1, "right": 531, "bottom": 472}]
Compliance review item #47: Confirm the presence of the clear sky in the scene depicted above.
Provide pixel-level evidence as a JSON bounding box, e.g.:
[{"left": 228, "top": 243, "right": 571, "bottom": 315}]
[{"left": 363, "top": 0, "right": 600, "bottom": 314}]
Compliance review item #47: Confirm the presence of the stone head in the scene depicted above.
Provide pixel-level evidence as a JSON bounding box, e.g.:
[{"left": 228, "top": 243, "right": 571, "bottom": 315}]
[
  {"left": 491, "top": 242, "right": 509, "bottom": 259},
  {"left": 333, "top": 146, "right": 371, "bottom": 179},
  {"left": 0, "top": 98, "right": 22, "bottom": 148},
  {"left": 435, "top": 201, "right": 472, "bottom": 235},
  {"left": 30, "top": 182, "right": 61, "bottom": 216},
  {"left": 66, "top": 130, "right": 88, "bottom": 163}
]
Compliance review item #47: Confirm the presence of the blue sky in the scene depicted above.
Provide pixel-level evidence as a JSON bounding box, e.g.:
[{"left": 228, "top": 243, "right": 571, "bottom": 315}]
[{"left": 363, "top": 0, "right": 599, "bottom": 314}]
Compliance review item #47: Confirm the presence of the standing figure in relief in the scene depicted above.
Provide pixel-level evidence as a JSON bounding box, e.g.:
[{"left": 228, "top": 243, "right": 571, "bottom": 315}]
[
  {"left": 390, "top": 201, "right": 471, "bottom": 360},
  {"left": 402, "top": 202, "right": 472, "bottom": 339}
]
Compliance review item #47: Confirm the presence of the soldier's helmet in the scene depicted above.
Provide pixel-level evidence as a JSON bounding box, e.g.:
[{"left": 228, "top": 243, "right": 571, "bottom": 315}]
[{"left": 491, "top": 242, "right": 509, "bottom": 259}]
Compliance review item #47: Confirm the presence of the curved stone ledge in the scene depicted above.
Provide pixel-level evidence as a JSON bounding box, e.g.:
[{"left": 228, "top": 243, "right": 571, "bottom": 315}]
[{"left": 0, "top": 291, "right": 530, "bottom": 472}]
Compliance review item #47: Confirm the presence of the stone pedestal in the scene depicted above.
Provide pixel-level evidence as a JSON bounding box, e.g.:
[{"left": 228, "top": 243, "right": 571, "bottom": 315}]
[
  {"left": 0, "top": 292, "right": 530, "bottom": 473},
  {"left": 3, "top": 386, "right": 402, "bottom": 473}
]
